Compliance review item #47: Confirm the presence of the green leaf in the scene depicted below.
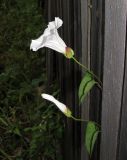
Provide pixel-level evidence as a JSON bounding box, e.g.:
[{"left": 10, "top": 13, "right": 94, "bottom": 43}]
[
  {"left": 85, "top": 121, "right": 99, "bottom": 156},
  {"left": 0, "top": 117, "right": 8, "bottom": 126},
  {"left": 13, "top": 127, "right": 21, "bottom": 136},
  {"left": 78, "top": 72, "right": 96, "bottom": 103}
]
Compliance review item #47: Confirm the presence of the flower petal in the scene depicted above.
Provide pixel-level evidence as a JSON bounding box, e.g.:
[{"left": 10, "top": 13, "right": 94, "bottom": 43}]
[
  {"left": 55, "top": 17, "right": 63, "bottom": 28},
  {"left": 55, "top": 30, "right": 66, "bottom": 48},
  {"left": 43, "top": 31, "right": 66, "bottom": 53},
  {"left": 30, "top": 17, "right": 66, "bottom": 54},
  {"left": 47, "top": 17, "right": 63, "bottom": 30},
  {"left": 30, "top": 39, "right": 44, "bottom": 51},
  {"left": 41, "top": 93, "right": 71, "bottom": 117}
]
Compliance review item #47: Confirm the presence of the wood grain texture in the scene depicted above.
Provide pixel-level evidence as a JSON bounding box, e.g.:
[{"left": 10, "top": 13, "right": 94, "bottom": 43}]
[
  {"left": 73, "top": 1, "right": 82, "bottom": 160},
  {"left": 46, "top": 0, "right": 127, "bottom": 160},
  {"left": 46, "top": 0, "right": 56, "bottom": 84},
  {"left": 62, "top": 1, "right": 74, "bottom": 160},
  {"left": 100, "top": 0, "right": 127, "bottom": 159},
  {"left": 80, "top": 0, "right": 90, "bottom": 160},
  {"left": 118, "top": 19, "right": 127, "bottom": 160},
  {"left": 90, "top": 0, "right": 104, "bottom": 159},
  {"left": 47, "top": 0, "right": 82, "bottom": 160}
]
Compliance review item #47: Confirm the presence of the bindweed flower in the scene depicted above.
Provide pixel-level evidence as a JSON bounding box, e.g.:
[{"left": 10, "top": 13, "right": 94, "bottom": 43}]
[
  {"left": 65, "top": 47, "right": 74, "bottom": 59},
  {"left": 30, "top": 17, "right": 74, "bottom": 58},
  {"left": 41, "top": 93, "right": 72, "bottom": 117}
]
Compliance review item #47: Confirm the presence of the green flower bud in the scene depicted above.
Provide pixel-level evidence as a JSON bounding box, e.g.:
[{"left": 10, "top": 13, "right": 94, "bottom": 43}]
[
  {"left": 65, "top": 47, "right": 74, "bottom": 59},
  {"left": 64, "top": 107, "right": 72, "bottom": 117}
]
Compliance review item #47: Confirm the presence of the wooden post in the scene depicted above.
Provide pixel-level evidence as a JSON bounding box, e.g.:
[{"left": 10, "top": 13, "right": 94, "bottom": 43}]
[
  {"left": 45, "top": 0, "right": 127, "bottom": 160},
  {"left": 118, "top": 20, "right": 127, "bottom": 160},
  {"left": 100, "top": 0, "right": 127, "bottom": 160}
]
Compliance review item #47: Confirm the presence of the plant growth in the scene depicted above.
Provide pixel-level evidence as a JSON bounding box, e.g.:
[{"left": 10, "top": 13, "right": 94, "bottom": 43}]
[{"left": 0, "top": 1, "right": 64, "bottom": 160}]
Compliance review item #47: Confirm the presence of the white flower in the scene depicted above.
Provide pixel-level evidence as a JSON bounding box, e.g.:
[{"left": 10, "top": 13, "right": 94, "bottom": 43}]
[
  {"left": 41, "top": 93, "right": 72, "bottom": 117},
  {"left": 30, "top": 17, "right": 67, "bottom": 54}
]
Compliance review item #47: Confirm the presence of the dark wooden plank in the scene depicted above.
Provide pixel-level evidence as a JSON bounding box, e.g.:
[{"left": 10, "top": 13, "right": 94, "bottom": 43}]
[
  {"left": 61, "top": 1, "right": 74, "bottom": 160},
  {"left": 46, "top": 1, "right": 76, "bottom": 160},
  {"left": 54, "top": 1, "right": 83, "bottom": 160},
  {"left": 73, "top": 1, "right": 82, "bottom": 160},
  {"left": 46, "top": 0, "right": 57, "bottom": 84},
  {"left": 80, "top": 0, "right": 90, "bottom": 160},
  {"left": 100, "top": 0, "right": 127, "bottom": 159},
  {"left": 90, "top": 0, "right": 104, "bottom": 159},
  {"left": 118, "top": 19, "right": 127, "bottom": 160},
  {"left": 90, "top": 0, "right": 103, "bottom": 122},
  {"left": 46, "top": 0, "right": 53, "bottom": 83}
]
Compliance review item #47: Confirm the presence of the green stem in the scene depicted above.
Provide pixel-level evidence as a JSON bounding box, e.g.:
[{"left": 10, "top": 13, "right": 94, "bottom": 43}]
[
  {"left": 72, "top": 57, "right": 103, "bottom": 88},
  {"left": 96, "top": 83, "right": 103, "bottom": 90},
  {"left": 71, "top": 115, "right": 101, "bottom": 127},
  {"left": 71, "top": 115, "right": 88, "bottom": 122}
]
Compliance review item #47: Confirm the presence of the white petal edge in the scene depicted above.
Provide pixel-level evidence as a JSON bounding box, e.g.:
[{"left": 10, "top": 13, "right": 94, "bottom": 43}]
[
  {"left": 30, "top": 17, "right": 66, "bottom": 53},
  {"left": 47, "top": 17, "right": 63, "bottom": 30},
  {"left": 41, "top": 93, "right": 67, "bottom": 114}
]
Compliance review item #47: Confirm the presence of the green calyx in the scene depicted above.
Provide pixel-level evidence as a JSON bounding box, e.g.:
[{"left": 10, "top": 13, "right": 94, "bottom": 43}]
[
  {"left": 64, "top": 107, "right": 72, "bottom": 117},
  {"left": 64, "top": 47, "right": 74, "bottom": 59}
]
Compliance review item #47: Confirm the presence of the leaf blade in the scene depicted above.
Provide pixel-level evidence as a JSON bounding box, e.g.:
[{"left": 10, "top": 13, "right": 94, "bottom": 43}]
[
  {"left": 78, "top": 72, "right": 96, "bottom": 103},
  {"left": 85, "top": 121, "right": 99, "bottom": 156}
]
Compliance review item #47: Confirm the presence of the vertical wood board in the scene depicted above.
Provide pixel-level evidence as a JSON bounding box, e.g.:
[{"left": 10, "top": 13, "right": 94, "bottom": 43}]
[
  {"left": 118, "top": 19, "right": 127, "bottom": 160},
  {"left": 100, "top": 0, "right": 127, "bottom": 160}
]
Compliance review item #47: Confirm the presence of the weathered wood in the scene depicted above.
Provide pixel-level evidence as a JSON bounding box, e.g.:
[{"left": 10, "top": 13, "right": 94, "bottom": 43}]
[
  {"left": 59, "top": 1, "right": 74, "bottom": 160},
  {"left": 46, "top": 1, "right": 83, "bottom": 160},
  {"left": 100, "top": 0, "right": 127, "bottom": 159},
  {"left": 90, "top": 0, "right": 103, "bottom": 122},
  {"left": 46, "top": 0, "right": 127, "bottom": 160},
  {"left": 90, "top": 0, "right": 104, "bottom": 159},
  {"left": 46, "top": 0, "right": 55, "bottom": 84},
  {"left": 118, "top": 20, "right": 127, "bottom": 160},
  {"left": 73, "top": 1, "right": 82, "bottom": 160},
  {"left": 80, "top": 0, "right": 90, "bottom": 160}
]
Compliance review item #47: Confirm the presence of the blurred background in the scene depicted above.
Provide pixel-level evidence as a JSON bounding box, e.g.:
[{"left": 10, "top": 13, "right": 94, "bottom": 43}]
[{"left": 0, "top": 0, "right": 64, "bottom": 159}]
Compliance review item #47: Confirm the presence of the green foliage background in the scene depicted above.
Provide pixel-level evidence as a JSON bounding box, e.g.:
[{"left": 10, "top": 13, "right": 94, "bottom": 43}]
[{"left": 0, "top": 0, "right": 63, "bottom": 159}]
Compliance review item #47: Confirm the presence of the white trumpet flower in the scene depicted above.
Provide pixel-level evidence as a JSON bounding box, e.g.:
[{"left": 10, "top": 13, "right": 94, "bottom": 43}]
[
  {"left": 41, "top": 93, "right": 72, "bottom": 117},
  {"left": 30, "top": 17, "right": 67, "bottom": 53},
  {"left": 30, "top": 17, "right": 74, "bottom": 58}
]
